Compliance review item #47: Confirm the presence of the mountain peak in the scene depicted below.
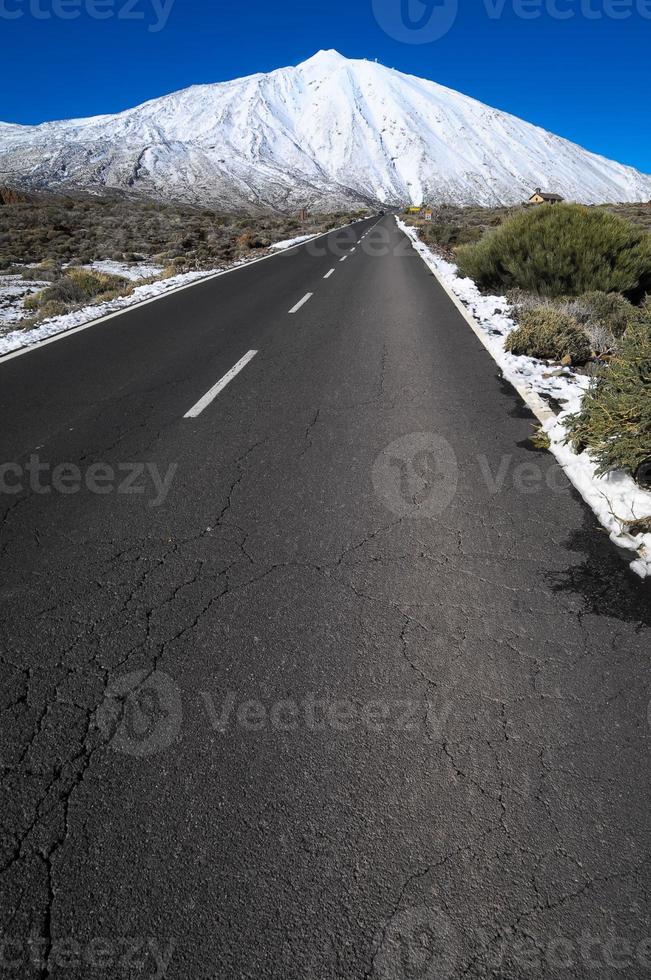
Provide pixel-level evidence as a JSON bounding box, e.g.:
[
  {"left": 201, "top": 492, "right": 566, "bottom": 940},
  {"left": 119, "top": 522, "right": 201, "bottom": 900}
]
[
  {"left": 298, "top": 49, "right": 349, "bottom": 67},
  {"left": 2, "top": 53, "right": 650, "bottom": 212}
]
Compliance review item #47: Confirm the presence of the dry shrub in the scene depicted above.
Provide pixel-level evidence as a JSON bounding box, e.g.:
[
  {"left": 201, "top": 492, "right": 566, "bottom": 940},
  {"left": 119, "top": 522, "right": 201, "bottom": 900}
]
[{"left": 505, "top": 307, "right": 592, "bottom": 364}]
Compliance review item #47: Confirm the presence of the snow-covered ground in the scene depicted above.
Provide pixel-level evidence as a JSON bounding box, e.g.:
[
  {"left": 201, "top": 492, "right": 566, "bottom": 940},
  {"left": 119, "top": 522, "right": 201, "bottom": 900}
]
[
  {"left": 0, "top": 273, "right": 49, "bottom": 326},
  {"left": 397, "top": 217, "right": 651, "bottom": 580},
  {"left": 0, "top": 259, "right": 162, "bottom": 338},
  {"left": 84, "top": 259, "right": 163, "bottom": 281},
  {"left": 269, "top": 234, "right": 317, "bottom": 250}
]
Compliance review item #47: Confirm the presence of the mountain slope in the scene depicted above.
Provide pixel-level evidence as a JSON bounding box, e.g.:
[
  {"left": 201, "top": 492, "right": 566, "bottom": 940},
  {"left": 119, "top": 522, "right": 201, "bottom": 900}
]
[{"left": 1, "top": 50, "right": 650, "bottom": 211}]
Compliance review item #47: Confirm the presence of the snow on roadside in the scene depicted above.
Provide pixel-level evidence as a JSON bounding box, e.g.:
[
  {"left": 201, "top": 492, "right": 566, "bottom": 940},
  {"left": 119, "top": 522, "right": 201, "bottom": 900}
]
[
  {"left": 269, "top": 234, "right": 317, "bottom": 250},
  {"left": 0, "top": 262, "right": 162, "bottom": 335},
  {"left": 0, "top": 268, "right": 220, "bottom": 357},
  {"left": 397, "top": 216, "right": 651, "bottom": 580},
  {"left": 0, "top": 220, "right": 362, "bottom": 357}
]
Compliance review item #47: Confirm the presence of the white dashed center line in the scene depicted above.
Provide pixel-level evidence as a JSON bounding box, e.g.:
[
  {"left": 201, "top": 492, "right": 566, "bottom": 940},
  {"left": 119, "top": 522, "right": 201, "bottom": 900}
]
[
  {"left": 340, "top": 255, "right": 348, "bottom": 262},
  {"left": 324, "top": 269, "right": 335, "bottom": 279},
  {"left": 184, "top": 350, "right": 258, "bottom": 418},
  {"left": 289, "top": 292, "right": 313, "bottom": 314}
]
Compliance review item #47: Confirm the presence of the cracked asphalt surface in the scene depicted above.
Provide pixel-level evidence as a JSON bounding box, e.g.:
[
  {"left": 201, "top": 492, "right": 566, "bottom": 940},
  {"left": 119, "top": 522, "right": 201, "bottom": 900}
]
[{"left": 1, "top": 215, "right": 649, "bottom": 978}]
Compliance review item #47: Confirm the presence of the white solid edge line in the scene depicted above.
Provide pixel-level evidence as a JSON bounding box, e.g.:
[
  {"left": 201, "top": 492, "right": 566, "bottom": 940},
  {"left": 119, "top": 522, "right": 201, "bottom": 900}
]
[
  {"left": 393, "top": 216, "right": 553, "bottom": 428},
  {"left": 0, "top": 217, "right": 371, "bottom": 366},
  {"left": 289, "top": 292, "right": 313, "bottom": 314},
  {"left": 184, "top": 350, "right": 258, "bottom": 418},
  {"left": 324, "top": 269, "right": 335, "bottom": 279}
]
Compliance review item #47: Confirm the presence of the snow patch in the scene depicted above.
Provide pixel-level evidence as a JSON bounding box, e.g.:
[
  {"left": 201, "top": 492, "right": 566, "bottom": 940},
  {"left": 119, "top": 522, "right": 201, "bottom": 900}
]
[
  {"left": 397, "top": 216, "right": 651, "bottom": 580},
  {"left": 84, "top": 260, "right": 164, "bottom": 281},
  {"left": 0, "top": 273, "right": 49, "bottom": 325},
  {"left": 269, "top": 234, "right": 318, "bottom": 250}
]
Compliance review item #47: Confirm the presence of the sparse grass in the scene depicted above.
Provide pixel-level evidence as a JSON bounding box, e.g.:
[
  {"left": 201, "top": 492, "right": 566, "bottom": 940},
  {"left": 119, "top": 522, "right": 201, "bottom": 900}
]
[
  {"left": 570, "top": 291, "right": 644, "bottom": 339},
  {"left": 25, "top": 267, "right": 129, "bottom": 307},
  {"left": 601, "top": 202, "right": 651, "bottom": 233},
  {"left": 529, "top": 426, "right": 551, "bottom": 451}
]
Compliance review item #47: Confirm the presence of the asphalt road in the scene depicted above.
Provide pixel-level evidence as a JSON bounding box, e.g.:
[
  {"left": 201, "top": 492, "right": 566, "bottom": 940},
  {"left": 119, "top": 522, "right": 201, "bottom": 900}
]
[{"left": 1, "top": 215, "right": 649, "bottom": 980}]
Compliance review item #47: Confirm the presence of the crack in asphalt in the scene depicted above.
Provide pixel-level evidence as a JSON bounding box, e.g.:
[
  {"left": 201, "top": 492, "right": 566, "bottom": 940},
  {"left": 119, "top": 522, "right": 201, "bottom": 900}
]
[{"left": 2, "top": 220, "right": 649, "bottom": 976}]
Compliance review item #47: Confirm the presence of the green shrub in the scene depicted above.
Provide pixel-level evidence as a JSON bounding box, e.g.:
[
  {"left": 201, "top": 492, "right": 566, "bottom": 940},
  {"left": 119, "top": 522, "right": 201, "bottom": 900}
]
[
  {"left": 505, "top": 307, "right": 592, "bottom": 363},
  {"left": 456, "top": 204, "right": 651, "bottom": 299},
  {"left": 564, "top": 319, "right": 651, "bottom": 475}
]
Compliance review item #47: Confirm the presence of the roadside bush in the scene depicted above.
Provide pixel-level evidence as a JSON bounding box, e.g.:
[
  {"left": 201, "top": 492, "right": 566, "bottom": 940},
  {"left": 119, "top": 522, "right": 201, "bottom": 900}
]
[
  {"left": 235, "top": 230, "right": 271, "bottom": 250},
  {"left": 506, "top": 288, "right": 552, "bottom": 317},
  {"left": 583, "top": 322, "right": 617, "bottom": 358},
  {"left": 421, "top": 222, "right": 482, "bottom": 250},
  {"left": 505, "top": 307, "right": 592, "bottom": 363},
  {"left": 24, "top": 267, "right": 129, "bottom": 314},
  {"left": 506, "top": 288, "right": 643, "bottom": 355},
  {"left": 456, "top": 204, "right": 651, "bottom": 299},
  {"left": 564, "top": 319, "right": 651, "bottom": 476},
  {"left": 21, "top": 261, "right": 61, "bottom": 283},
  {"left": 572, "top": 290, "right": 643, "bottom": 338},
  {"left": 37, "top": 300, "right": 68, "bottom": 319}
]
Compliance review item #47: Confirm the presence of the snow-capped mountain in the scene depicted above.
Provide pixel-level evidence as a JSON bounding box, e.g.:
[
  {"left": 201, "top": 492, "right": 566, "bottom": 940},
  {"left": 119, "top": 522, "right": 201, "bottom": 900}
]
[{"left": 2, "top": 50, "right": 650, "bottom": 211}]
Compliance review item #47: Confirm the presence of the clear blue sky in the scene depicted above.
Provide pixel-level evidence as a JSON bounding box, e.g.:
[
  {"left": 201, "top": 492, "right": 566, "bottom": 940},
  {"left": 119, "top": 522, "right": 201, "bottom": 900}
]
[{"left": 1, "top": 0, "right": 649, "bottom": 172}]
